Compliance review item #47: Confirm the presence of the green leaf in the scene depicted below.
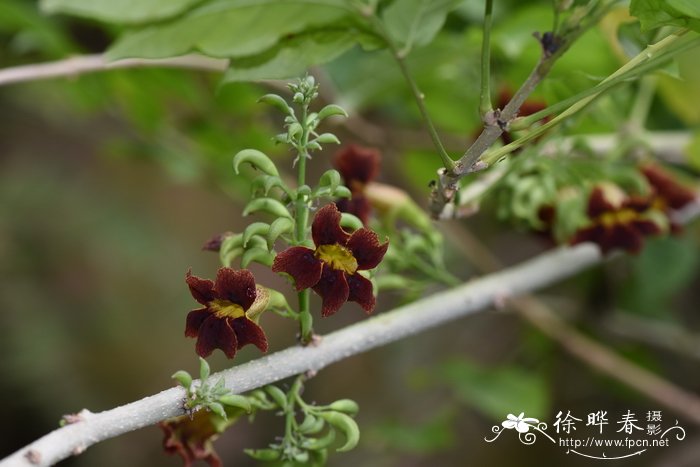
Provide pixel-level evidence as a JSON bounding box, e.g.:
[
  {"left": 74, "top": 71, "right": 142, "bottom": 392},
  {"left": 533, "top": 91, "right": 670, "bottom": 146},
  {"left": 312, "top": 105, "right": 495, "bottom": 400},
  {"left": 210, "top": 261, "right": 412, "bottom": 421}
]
[
  {"left": 382, "top": 0, "right": 461, "bottom": 54},
  {"left": 620, "top": 237, "right": 700, "bottom": 316},
  {"left": 219, "top": 394, "right": 253, "bottom": 413},
  {"left": 199, "top": 357, "right": 210, "bottom": 381},
  {"left": 40, "top": 0, "right": 201, "bottom": 24},
  {"left": 667, "top": 0, "right": 700, "bottom": 19},
  {"left": 630, "top": 0, "right": 700, "bottom": 32},
  {"left": 241, "top": 247, "right": 274, "bottom": 268},
  {"left": 243, "top": 198, "right": 293, "bottom": 219},
  {"left": 437, "top": 359, "right": 549, "bottom": 420},
  {"left": 223, "top": 29, "right": 357, "bottom": 83},
  {"left": 318, "top": 411, "right": 360, "bottom": 452},
  {"left": 171, "top": 370, "right": 193, "bottom": 389},
  {"left": 107, "top": 0, "right": 354, "bottom": 60},
  {"left": 242, "top": 222, "right": 270, "bottom": 248},
  {"left": 264, "top": 385, "right": 288, "bottom": 410},
  {"left": 233, "top": 149, "right": 279, "bottom": 177}
]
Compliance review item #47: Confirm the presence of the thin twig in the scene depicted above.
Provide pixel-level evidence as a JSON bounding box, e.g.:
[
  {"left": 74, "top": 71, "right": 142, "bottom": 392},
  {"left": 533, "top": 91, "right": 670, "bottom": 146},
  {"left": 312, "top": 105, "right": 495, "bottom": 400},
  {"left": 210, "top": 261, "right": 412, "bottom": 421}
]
[
  {"left": 479, "top": 0, "right": 494, "bottom": 117},
  {"left": 0, "top": 54, "right": 228, "bottom": 86}
]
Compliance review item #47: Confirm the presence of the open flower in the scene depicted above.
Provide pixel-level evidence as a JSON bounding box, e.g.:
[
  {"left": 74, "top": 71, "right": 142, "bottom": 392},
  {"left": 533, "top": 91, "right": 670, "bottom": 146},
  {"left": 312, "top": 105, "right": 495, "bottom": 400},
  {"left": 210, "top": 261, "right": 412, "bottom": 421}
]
[
  {"left": 502, "top": 413, "right": 540, "bottom": 433},
  {"left": 272, "top": 203, "right": 388, "bottom": 317},
  {"left": 641, "top": 163, "right": 696, "bottom": 211},
  {"left": 160, "top": 410, "right": 223, "bottom": 467},
  {"left": 185, "top": 268, "right": 268, "bottom": 359},
  {"left": 333, "top": 144, "right": 381, "bottom": 224},
  {"left": 570, "top": 185, "right": 661, "bottom": 254}
]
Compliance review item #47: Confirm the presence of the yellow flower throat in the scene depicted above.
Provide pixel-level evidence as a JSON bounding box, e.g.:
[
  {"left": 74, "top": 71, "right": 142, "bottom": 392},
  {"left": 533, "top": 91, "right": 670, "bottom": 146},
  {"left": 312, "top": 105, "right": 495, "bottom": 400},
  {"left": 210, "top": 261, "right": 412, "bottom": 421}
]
[
  {"left": 210, "top": 299, "right": 246, "bottom": 319},
  {"left": 315, "top": 244, "right": 358, "bottom": 274},
  {"left": 598, "top": 209, "right": 637, "bottom": 228}
]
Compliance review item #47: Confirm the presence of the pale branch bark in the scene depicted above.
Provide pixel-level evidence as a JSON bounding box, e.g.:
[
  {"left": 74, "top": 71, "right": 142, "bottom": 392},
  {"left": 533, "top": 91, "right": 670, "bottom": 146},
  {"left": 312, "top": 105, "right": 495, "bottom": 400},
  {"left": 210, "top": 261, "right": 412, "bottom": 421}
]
[
  {"left": 4, "top": 197, "right": 700, "bottom": 467},
  {"left": 511, "top": 296, "right": 700, "bottom": 426},
  {"left": 0, "top": 242, "right": 609, "bottom": 467},
  {"left": 443, "top": 205, "right": 700, "bottom": 425},
  {"left": 602, "top": 313, "right": 700, "bottom": 361},
  {"left": 0, "top": 54, "right": 227, "bottom": 86}
]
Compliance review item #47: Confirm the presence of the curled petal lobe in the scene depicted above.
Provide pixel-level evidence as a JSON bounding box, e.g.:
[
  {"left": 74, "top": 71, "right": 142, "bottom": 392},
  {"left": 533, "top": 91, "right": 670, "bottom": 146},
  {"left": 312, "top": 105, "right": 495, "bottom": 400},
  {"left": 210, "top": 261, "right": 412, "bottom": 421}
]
[
  {"left": 347, "top": 228, "right": 389, "bottom": 270},
  {"left": 231, "top": 317, "right": 269, "bottom": 352},
  {"left": 272, "top": 246, "right": 323, "bottom": 290},
  {"left": 334, "top": 145, "right": 380, "bottom": 186},
  {"left": 186, "top": 270, "right": 216, "bottom": 305},
  {"left": 312, "top": 267, "right": 350, "bottom": 317},
  {"left": 312, "top": 204, "right": 350, "bottom": 246},
  {"left": 185, "top": 308, "right": 210, "bottom": 338},
  {"left": 346, "top": 273, "right": 375, "bottom": 313},
  {"left": 213, "top": 268, "right": 256, "bottom": 310},
  {"left": 195, "top": 315, "right": 238, "bottom": 359}
]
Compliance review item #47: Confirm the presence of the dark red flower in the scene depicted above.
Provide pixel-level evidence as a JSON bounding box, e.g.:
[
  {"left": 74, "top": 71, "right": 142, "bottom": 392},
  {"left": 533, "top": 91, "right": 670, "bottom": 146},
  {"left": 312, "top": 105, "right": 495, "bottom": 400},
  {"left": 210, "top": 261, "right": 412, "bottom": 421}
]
[
  {"left": 159, "top": 410, "right": 223, "bottom": 467},
  {"left": 272, "top": 204, "right": 388, "bottom": 317},
  {"left": 185, "top": 268, "right": 268, "bottom": 359},
  {"left": 333, "top": 145, "right": 381, "bottom": 224},
  {"left": 641, "top": 163, "right": 696, "bottom": 211},
  {"left": 570, "top": 186, "right": 661, "bottom": 254}
]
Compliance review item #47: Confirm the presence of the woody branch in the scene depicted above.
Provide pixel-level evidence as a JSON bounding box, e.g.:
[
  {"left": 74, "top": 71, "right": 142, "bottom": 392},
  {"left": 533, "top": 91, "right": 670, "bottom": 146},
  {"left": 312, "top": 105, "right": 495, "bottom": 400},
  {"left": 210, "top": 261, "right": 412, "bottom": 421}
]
[{"left": 2, "top": 198, "right": 700, "bottom": 467}]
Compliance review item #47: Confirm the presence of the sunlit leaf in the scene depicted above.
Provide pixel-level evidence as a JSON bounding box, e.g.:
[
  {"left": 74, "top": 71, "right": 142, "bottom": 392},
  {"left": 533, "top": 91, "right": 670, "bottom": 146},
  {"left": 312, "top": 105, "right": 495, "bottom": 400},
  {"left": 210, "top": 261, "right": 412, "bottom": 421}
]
[{"left": 40, "top": 0, "right": 202, "bottom": 23}]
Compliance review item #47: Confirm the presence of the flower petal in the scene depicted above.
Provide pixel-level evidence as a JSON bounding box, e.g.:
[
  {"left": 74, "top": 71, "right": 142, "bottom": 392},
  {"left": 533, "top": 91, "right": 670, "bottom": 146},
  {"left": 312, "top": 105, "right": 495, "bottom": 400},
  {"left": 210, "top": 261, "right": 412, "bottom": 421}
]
[
  {"left": 587, "top": 187, "right": 616, "bottom": 218},
  {"left": 632, "top": 219, "right": 661, "bottom": 236},
  {"left": 515, "top": 421, "right": 531, "bottom": 433},
  {"left": 186, "top": 270, "right": 216, "bottom": 305},
  {"left": 185, "top": 308, "right": 210, "bottom": 338},
  {"left": 195, "top": 315, "right": 238, "bottom": 359},
  {"left": 610, "top": 223, "right": 644, "bottom": 253},
  {"left": 347, "top": 228, "right": 388, "bottom": 270},
  {"left": 642, "top": 164, "right": 696, "bottom": 210},
  {"left": 333, "top": 145, "right": 381, "bottom": 186},
  {"left": 312, "top": 204, "right": 350, "bottom": 246},
  {"left": 347, "top": 273, "right": 375, "bottom": 314},
  {"left": 231, "top": 317, "right": 269, "bottom": 352},
  {"left": 312, "top": 267, "right": 350, "bottom": 317},
  {"left": 272, "top": 246, "right": 323, "bottom": 290},
  {"left": 213, "top": 268, "right": 256, "bottom": 310}
]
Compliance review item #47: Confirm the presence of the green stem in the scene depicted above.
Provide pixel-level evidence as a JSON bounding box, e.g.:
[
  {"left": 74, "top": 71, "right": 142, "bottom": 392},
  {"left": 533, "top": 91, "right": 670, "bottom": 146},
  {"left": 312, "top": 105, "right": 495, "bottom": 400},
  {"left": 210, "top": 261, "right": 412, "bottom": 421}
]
[
  {"left": 627, "top": 75, "right": 657, "bottom": 132},
  {"left": 483, "top": 31, "right": 696, "bottom": 165},
  {"left": 479, "top": 0, "right": 494, "bottom": 116},
  {"left": 295, "top": 104, "right": 313, "bottom": 344},
  {"left": 366, "top": 15, "right": 455, "bottom": 171}
]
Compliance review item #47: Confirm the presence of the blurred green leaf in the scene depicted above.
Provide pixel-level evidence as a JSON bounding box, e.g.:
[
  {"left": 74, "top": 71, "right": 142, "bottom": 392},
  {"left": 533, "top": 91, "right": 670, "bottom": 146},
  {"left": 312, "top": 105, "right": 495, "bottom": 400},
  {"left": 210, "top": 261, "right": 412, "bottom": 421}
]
[
  {"left": 223, "top": 29, "right": 357, "bottom": 82},
  {"left": 630, "top": 0, "right": 700, "bottom": 32},
  {"left": 657, "top": 47, "right": 700, "bottom": 125},
  {"left": 686, "top": 131, "right": 700, "bottom": 171},
  {"left": 107, "top": 0, "right": 354, "bottom": 60},
  {"left": 382, "top": 0, "right": 462, "bottom": 54},
  {"left": 436, "top": 359, "right": 549, "bottom": 420},
  {"left": 620, "top": 236, "right": 700, "bottom": 316},
  {"left": 40, "top": 0, "right": 203, "bottom": 23},
  {"left": 371, "top": 409, "right": 455, "bottom": 454}
]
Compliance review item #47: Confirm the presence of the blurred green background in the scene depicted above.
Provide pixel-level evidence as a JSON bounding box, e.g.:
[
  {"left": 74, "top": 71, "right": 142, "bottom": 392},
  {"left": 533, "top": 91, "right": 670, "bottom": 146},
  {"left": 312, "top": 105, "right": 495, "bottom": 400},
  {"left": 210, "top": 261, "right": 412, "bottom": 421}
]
[{"left": 2, "top": 1, "right": 700, "bottom": 466}]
